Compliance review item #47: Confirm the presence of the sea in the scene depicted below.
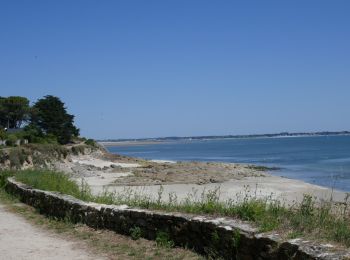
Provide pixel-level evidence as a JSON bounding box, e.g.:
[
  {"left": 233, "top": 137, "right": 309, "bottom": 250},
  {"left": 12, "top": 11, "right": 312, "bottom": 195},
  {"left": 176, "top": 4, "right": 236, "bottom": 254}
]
[{"left": 106, "top": 135, "right": 350, "bottom": 192}]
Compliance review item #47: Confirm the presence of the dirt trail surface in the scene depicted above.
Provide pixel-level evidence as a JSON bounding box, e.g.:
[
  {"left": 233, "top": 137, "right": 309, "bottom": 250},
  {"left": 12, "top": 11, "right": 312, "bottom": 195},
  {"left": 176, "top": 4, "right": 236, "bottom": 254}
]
[{"left": 0, "top": 204, "right": 105, "bottom": 260}]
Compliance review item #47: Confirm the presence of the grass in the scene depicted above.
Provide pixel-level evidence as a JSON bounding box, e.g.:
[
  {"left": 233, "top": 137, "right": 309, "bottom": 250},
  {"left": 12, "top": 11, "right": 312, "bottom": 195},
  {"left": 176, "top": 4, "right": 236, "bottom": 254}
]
[
  {"left": 2, "top": 169, "right": 350, "bottom": 248},
  {"left": 14, "top": 170, "right": 94, "bottom": 201},
  {"left": 106, "top": 186, "right": 350, "bottom": 247}
]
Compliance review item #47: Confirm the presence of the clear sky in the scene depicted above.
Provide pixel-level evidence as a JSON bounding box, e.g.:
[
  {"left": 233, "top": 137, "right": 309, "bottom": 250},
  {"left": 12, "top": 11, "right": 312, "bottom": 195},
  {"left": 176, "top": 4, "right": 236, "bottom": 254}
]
[{"left": 1, "top": 1, "right": 349, "bottom": 139}]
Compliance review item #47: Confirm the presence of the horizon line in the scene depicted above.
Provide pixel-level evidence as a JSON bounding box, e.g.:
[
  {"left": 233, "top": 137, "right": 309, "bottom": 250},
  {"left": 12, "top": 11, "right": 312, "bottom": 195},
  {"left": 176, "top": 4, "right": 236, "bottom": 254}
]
[{"left": 97, "top": 130, "right": 350, "bottom": 142}]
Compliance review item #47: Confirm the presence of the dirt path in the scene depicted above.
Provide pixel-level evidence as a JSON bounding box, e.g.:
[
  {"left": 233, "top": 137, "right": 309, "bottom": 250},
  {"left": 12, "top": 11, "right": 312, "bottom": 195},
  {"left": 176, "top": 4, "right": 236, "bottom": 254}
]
[{"left": 0, "top": 203, "right": 105, "bottom": 260}]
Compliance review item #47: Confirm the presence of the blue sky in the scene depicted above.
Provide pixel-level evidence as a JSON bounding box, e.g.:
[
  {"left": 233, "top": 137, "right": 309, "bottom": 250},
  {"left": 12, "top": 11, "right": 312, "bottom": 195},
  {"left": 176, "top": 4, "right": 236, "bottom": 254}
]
[{"left": 1, "top": 1, "right": 349, "bottom": 139}]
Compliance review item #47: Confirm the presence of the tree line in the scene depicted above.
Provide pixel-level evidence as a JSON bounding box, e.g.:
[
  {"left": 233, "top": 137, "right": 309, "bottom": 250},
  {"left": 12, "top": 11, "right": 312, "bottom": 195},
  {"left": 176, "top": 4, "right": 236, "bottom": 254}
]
[{"left": 0, "top": 95, "right": 79, "bottom": 144}]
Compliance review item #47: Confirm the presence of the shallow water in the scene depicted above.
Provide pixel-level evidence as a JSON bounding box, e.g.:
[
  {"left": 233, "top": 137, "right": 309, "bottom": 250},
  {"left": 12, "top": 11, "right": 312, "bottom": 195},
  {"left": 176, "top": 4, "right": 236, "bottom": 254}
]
[{"left": 106, "top": 135, "right": 350, "bottom": 192}]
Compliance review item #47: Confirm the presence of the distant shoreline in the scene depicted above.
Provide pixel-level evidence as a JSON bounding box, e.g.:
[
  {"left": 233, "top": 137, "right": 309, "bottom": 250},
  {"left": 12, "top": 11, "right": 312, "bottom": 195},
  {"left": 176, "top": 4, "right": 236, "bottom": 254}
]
[
  {"left": 98, "top": 131, "right": 350, "bottom": 146},
  {"left": 99, "top": 140, "right": 165, "bottom": 147}
]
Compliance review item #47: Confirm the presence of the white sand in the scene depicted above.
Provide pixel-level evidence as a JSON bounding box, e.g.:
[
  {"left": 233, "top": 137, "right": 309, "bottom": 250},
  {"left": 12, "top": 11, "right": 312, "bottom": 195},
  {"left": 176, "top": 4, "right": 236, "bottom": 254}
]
[
  {"left": 151, "top": 160, "right": 176, "bottom": 164},
  {"left": 92, "top": 175, "right": 346, "bottom": 205},
  {"left": 72, "top": 157, "right": 140, "bottom": 168},
  {"left": 74, "top": 171, "right": 133, "bottom": 191}
]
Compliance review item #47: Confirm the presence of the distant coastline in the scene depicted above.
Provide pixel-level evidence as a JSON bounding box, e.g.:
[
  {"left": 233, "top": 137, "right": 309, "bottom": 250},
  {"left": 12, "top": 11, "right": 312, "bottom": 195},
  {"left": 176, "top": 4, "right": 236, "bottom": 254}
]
[
  {"left": 99, "top": 140, "right": 164, "bottom": 147},
  {"left": 98, "top": 130, "right": 350, "bottom": 145}
]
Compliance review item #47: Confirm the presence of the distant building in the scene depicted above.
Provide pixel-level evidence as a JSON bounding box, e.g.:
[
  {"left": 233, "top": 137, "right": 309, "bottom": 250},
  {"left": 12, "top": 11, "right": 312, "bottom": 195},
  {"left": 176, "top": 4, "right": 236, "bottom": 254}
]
[{"left": 5, "top": 128, "right": 23, "bottom": 134}]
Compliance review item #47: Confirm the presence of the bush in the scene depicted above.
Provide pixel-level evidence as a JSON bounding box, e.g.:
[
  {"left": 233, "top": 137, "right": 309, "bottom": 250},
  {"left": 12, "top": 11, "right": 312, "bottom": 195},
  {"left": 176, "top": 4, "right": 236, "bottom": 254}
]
[
  {"left": 85, "top": 139, "right": 96, "bottom": 147},
  {"left": 0, "top": 171, "right": 14, "bottom": 188},
  {"left": 130, "top": 226, "right": 142, "bottom": 240},
  {"left": 0, "top": 128, "right": 6, "bottom": 140},
  {"left": 8, "top": 148, "right": 27, "bottom": 168},
  {"left": 155, "top": 231, "right": 174, "bottom": 248},
  {"left": 71, "top": 145, "right": 86, "bottom": 155},
  {"left": 6, "top": 135, "right": 18, "bottom": 146},
  {"left": 22, "top": 125, "right": 58, "bottom": 144}
]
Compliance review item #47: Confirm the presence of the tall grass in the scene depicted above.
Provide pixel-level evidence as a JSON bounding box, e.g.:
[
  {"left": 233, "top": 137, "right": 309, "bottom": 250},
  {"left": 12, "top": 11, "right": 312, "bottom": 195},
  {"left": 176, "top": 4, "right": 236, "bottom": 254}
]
[
  {"left": 3, "top": 170, "right": 350, "bottom": 247},
  {"left": 14, "top": 170, "right": 94, "bottom": 201},
  {"left": 95, "top": 186, "right": 350, "bottom": 246}
]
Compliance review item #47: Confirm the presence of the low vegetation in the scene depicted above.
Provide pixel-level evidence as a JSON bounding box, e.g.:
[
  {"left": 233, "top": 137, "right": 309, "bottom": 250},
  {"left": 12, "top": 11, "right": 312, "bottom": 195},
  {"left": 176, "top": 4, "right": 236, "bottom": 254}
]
[
  {"left": 0, "top": 143, "right": 96, "bottom": 170},
  {"left": 84, "top": 138, "right": 97, "bottom": 147},
  {"left": 15, "top": 170, "right": 84, "bottom": 198},
  {"left": 2, "top": 170, "right": 350, "bottom": 248}
]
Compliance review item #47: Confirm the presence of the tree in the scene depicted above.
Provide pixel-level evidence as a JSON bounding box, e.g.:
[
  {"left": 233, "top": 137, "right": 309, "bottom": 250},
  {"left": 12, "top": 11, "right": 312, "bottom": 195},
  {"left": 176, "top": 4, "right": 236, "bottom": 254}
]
[
  {"left": 0, "top": 96, "right": 30, "bottom": 128},
  {"left": 0, "top": 97, "right": 6, "bottom": 128},
  {"left": 31, "top": 95, "right": 79, "bottom": 144}
]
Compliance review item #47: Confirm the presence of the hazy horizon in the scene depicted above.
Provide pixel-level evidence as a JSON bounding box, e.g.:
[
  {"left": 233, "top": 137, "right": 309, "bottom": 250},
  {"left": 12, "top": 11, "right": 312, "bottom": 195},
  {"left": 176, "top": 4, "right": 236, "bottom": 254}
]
[
  {"left": 99, "top": 130, "right": 350, "bottom": 141},
  {"left": 2, "top": 1, "right": 350, "bottom": 139}
]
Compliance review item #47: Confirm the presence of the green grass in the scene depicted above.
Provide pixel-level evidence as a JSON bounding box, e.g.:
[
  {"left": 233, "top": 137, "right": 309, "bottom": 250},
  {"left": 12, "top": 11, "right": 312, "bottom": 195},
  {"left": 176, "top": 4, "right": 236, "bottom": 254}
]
[
  {"left": 14, "top": 170, "right": 93, "bottom": 201},
  {"left": 2, "top": 169, "right": 350, "bottom": 248},
  {"left": 103, "top": 187, "right": 350, "bottom": 247}
]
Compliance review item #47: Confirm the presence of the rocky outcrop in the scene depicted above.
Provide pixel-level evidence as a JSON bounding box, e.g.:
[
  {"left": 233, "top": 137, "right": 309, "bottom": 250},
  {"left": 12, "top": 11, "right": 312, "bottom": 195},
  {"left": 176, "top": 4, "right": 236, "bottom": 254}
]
[{"left": 5, "top": 178, "right": 350, "bottom": 260}]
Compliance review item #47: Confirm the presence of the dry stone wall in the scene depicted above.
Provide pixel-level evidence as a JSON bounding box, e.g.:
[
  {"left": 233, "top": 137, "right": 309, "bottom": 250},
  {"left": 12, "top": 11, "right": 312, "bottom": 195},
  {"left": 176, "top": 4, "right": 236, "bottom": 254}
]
[{"left": 5, "top": 178, "right": 350, "bottom": 260}]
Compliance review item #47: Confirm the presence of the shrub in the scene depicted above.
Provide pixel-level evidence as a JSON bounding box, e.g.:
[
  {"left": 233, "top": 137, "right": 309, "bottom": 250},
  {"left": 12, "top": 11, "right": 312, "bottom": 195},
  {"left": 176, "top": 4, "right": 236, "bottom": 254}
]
[
  {"left": 130, "top": 226, "right": 142, "bottom": 240},
  {"left": 8, "top": 148, "right": 27, "bottom": 168},
  {"left": 22, "top": 125, "right": 58, "bottom": 144},
  {"left": 0, "top": 128, "right": 6, "bottom": 140},
  {"left": 0, "top": 171, "right": 14, "bottom": 187},
  {"left": 71, "top": 145, "right": 86, "bottom": 155},
  {"left": 155, "top": 231, "right": 174, "bottom": 248},
  {"left": 85, "top": 139, "right": 96, "bottom": 147},
  {"left": 6, "top": 135, "right": 18, "bottom": 146}
]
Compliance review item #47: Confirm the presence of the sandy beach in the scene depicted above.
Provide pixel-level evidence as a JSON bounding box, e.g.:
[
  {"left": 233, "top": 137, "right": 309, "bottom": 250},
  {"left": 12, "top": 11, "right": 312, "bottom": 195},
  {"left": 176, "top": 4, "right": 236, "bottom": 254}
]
[{"left": 54, "top": 149, "right": 348, "bottom": 205}]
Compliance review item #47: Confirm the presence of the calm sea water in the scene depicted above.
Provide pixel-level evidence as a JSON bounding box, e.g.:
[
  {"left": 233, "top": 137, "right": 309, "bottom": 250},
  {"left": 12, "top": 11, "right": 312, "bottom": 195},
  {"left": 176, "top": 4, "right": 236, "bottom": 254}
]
[{"left": 106, "top": 135, "right": 350, "bottom": 192}]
